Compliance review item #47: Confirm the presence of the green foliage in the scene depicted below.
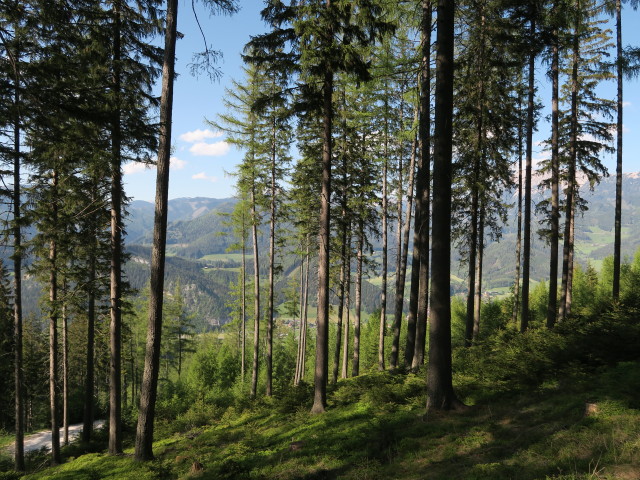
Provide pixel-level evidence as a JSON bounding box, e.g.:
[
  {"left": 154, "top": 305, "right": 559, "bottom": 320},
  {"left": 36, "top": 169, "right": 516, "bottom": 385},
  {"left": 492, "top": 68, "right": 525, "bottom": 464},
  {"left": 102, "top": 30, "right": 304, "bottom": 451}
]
[{"left": 20, "top": 356, "right": 640, "bottom": 480}]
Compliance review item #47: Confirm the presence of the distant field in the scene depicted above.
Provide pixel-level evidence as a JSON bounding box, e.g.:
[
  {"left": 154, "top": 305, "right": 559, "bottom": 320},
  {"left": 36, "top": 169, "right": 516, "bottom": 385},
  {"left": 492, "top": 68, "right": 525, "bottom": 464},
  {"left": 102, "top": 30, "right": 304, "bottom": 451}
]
[
  {"left": 199, "top": 253, "right": 252, "bottom": 263},
  {"left": 203, "top": 267, "right": 241, "bottom": 274},
  {"left": 575, "top": 225, "right": 623, "bottom": 257},
  {"left": 366, "top": 276, "right": 384, "bottom": 287}
]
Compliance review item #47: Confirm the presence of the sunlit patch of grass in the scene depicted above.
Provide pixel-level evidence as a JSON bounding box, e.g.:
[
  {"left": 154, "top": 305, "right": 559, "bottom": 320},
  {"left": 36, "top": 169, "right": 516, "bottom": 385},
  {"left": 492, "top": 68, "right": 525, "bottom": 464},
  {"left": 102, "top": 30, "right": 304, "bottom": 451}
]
[{"left": 0, "top": 431, "right": 13, "bottom": 449}]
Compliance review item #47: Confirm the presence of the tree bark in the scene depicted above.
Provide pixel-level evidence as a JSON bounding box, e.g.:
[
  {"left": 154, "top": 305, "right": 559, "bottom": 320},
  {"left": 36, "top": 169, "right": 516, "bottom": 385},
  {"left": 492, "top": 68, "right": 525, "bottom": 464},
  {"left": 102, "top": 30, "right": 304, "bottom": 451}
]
[
  {"left": 300, "top": 253, "right": 310, "bottom": 382},
  {"left": 82, "top": 253, "right": 96, "bottom": 443},
  {"left": 427, "top": 0, "right": 462, "bottom": 411},
  {"left": 62, "top": 289, "right": 69, "bottom": 446},
  {"left": 466, "top": 12, "right": 485, "bottom": 344},
  {"left": 266, "top": 116, "right": 277, "bottom": 397},
  {"left": 473, "top": 208, "right": 484, "bottom": 340},
  {"left": 311, "top": 65, "right": 333, "bottom": 414},
  {"left": 250, "top": 190, "right": 260, "bottom": 398},
  {"left": 612, "top": 0, "right": 622, "bottom": 300},
  {"left": 49, "top": 171, "right": 61, "bottom": 465},
  {"left": 352, "top": 224, "right": 363, "bottom": 377},
  {"left": 241, "top": 213, "right": 246, "bottom": 382},
  {"left": 409, "top": 0, "right": 432, "bottom": 368},
  {"left": 341, "top": 246, "right": 351, "bottom": 380},
  {"left": 295, "top": 248, "right": 308, "bottom": 385},
  {"left": 547, "top": 24, "right": 560, "bottom": 328},
  {"left": 560, "top": 20, "right": 579, "bottom": 321},
  {"left": 391, "top": 107, "right": 418, "bottom": 369},
  {"left": 520, "top": 15, "right": 536, "bottom": 333},
  {"left": 12, "top": 63, "right": 24, "bottom": 470},
  {"left": 566, "top": 203, "right": 575, "bottom": 316},
  {"left": 389, "top": 100, "right": 404, "bottom": 370},
  {"left": 378, "top": 130, "right": 388, "bottom": 371},
  {"left": 134, "top": 0, "right": 177, "bottom": 460},
  {"left": 109, "top": 0, "right": 123, "bottom": 453},
  {"left": 511, "top": 88, "right": 523, "bottom": 326},
  {"left": 332, "top": 220, "right": 348, "bottom": 383}
]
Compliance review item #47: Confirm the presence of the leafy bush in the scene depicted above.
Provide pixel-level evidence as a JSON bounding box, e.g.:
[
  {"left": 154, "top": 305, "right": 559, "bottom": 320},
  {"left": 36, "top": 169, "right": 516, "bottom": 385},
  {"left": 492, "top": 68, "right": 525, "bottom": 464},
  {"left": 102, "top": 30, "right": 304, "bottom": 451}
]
[{"left": 453, "top": 301, "right": 640, "bottom": 399}]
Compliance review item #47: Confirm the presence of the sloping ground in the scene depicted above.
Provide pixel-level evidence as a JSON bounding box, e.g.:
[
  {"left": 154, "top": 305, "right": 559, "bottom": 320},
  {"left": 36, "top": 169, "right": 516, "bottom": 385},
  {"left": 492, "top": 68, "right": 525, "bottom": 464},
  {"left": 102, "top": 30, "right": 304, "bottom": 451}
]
[{"left": 8, "top": 361, "right": 640, "bottom": 480}]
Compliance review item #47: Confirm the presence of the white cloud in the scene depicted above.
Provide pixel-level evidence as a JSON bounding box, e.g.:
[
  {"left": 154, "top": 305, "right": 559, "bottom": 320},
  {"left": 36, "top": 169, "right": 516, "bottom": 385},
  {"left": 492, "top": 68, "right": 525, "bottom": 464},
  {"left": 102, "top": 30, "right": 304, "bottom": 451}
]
[
  {"left": 123, "top": 161, "right": 151, "bottom": 175},
  {"left": 124, "top": 157, "right": 185, "bottom": 174},
  {"left": 179, "top": 129, "right": 223, "bottom": 143},
  {"left": 170, "top": 156, "right": 187, "bottom": 170},
  {"left": 192, "top": 172, "right": 218, "bottom": 183},
  {"left": 623, "top": 101, "right": 632, "bottom": 108},
  {"left": 189, "top": 141, "right": 230, "bottom": 157}
]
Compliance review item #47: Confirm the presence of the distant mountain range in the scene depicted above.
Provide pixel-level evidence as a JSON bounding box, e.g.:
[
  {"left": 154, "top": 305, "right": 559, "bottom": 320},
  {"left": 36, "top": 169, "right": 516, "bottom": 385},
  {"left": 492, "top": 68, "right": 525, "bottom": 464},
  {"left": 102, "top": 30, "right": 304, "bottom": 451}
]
[
  {"left": 10, "top": 174, "right": 639, "bottom": 328},
  {"left": 121, "top": 173, "right": 640, "bottom": 326}
]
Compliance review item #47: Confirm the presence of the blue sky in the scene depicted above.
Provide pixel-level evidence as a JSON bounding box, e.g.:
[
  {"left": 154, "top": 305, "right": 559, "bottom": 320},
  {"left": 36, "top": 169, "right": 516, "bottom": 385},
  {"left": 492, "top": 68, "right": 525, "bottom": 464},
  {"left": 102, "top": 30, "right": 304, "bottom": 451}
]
[{"left": 122, "top": 1, "right": 640, "bottom": 202}]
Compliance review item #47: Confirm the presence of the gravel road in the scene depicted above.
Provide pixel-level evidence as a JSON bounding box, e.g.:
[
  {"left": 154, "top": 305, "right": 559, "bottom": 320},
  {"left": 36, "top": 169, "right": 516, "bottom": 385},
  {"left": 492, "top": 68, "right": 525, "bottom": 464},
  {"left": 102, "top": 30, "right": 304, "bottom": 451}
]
[{"left": 4, "top": 420, "right": 105, "bottom": 454}]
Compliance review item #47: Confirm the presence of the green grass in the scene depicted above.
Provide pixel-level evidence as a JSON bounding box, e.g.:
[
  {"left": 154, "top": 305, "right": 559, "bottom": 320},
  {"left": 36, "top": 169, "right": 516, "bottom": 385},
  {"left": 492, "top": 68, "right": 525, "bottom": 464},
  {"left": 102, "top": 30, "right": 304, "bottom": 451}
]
[
  {"left": 202, "top": 266, "right": 241, "bottom": 274},
  {"left": 18, "top": 361, "right": 640, "bottom": 480},
  {"left": 198, "top": 253, "right": 252, "bottom": 263},
  {"left": 0, "top": 432, "right": 12, "bottom": 449}
]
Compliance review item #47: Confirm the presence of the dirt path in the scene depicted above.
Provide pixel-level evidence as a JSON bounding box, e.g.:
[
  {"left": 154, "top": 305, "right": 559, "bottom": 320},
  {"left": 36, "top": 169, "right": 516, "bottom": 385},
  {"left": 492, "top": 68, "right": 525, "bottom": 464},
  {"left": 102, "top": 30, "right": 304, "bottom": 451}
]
[{"left": 4, "top": 420, "right": 105, "bottom": 454}]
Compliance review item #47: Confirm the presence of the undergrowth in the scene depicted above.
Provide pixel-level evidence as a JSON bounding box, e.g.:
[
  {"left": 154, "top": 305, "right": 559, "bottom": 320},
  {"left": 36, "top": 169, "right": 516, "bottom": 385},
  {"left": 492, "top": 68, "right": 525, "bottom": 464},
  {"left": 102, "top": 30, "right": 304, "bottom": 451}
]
[{"left": 11, "top": 303, "right": 640, "bottom": 479}]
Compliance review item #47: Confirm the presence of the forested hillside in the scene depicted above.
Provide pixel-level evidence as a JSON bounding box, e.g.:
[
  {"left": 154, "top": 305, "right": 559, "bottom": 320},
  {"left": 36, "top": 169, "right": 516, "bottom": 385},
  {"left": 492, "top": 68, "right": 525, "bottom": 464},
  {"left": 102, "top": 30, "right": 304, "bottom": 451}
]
[{"left": 119, "top": 172, "right": 640, "bottom": 324}]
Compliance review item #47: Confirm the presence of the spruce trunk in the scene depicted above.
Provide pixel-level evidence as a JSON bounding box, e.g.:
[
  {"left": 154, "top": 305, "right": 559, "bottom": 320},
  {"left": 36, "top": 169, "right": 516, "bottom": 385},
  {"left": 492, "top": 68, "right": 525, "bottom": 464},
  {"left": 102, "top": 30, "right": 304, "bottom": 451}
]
[
  {"left": 547, "top": 29, "right": 560, "bottom": 329},
  {"left": 49, "top": 172, "right": 61, "bottom": 465},
  {"left": 612, "top": 0, "right": 622, "bottom": 299},
  {"left": 13, "top": 74, "right": 24, "bottom": 471},
  {"left": 520, "top": 16, "right": 536, "bottom": 333},
  {"left": 473, "top": 208, "right": 484, "bottom": 340},
  {"left": 109, "top": 0, "right": 123, "bottom": 453},
  {"left": 426, "top": 0, "right": 462, "bottom": 411},
  {"left": 332, "top": 222, "right": 348, "bottom": 383},
  {"left": 250, "top": 192, "right": 260, "bottom": 398},
  {"left": 311, "top": 66, "right": 333, "bottom": 414},
  {"left": 560, "top": 23, "right": 579, "bottom": 321},
  {"left": 412, "top": 0, "right": 432, "bottom": 370},
  {"left": 352, "top": 226, "right": 363, "bottom": 377}
]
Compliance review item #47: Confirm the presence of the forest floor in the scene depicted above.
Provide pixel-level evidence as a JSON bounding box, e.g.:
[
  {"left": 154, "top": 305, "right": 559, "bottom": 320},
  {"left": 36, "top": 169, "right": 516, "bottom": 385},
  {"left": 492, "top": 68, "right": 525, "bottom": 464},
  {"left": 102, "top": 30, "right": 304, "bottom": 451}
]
[{"left": 4, "top": 360, "right": 640, "bottom": 480}]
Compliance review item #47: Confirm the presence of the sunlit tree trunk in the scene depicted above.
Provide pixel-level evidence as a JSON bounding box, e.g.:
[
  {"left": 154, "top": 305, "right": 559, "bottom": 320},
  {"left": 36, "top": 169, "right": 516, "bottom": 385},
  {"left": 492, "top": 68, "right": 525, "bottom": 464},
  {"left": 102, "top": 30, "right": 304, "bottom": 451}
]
[
  {"left": 312, "top": 65, "right": 333, "bottom": 413},
  {"left": 560, "top": 21, "right": 579, "bottom": 321},
  {"left": 520, "top": 15, "right": 536, "bottom": 333},
  {"left": 473, "top": 207, "right": 484, "bottom": 340},
  {"left": 378, "top": 145, "right": 388, "bottom": 371},
  {"left": 62, "top": 287, "right": 69, "bottom": 446},
  {"left": 352, "top": 224, "right": 363, "bottom": 377},
  {"left": 341, "top": 245, "right": 352, "bottom": 379},
  {"left": 250, "top": 190, "right": 260, "bottom": 398},
  {"left": 82, "top": 254, "right": 96, "bottom": 442},
  {"left": 547, "top": 25, "right": 560, "bottom": 328},
  {"left": 49, "top": 171, "right": 61, "bottom": 465},
  {"left": 465, "top": 187, "right": 479, "bottom": 346},
  {"left": 426, "top": 0, "right": 463, "bottom": 411},
  {"left": 109, "top": 0, "right": 123, "bottom": 453},
  {"left": 512, "top": 136, "right": 523, "bottom": 325},
  {"left": 241, "top": 220, "right": 246, "bottom": 382},
  {"left": 333, "top": 221, "right": 348, "bottom": 383},
  {"left": 612, "top": 0, "right": 623, "bottom": 300},
  {"left": 391, "top": 131, "right": 404, "bottom": 371},
  {"left": 12, "top": 60, "right": 24, "bottom": 470},
  {"left": 134, "top": 0, "right": 177, "bottom": 460},
  {"left": 412, "top": 0, "right": 432, "bottom": 370}
]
